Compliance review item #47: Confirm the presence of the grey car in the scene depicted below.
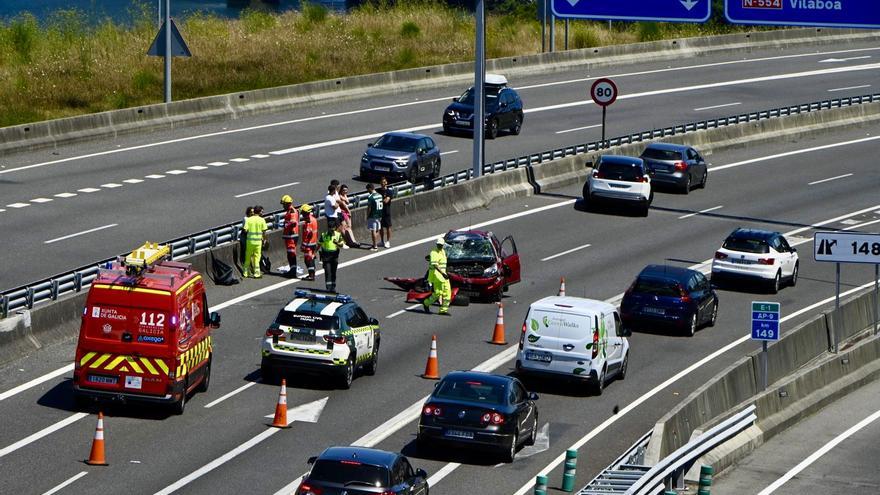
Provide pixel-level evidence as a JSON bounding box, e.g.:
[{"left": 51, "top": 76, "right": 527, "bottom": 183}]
[
  {"left": 360, "top": 131, "right": 441, "bottom": 183},
  {"left": 639, "top": 143, "right": 709, "bottom": 194}
]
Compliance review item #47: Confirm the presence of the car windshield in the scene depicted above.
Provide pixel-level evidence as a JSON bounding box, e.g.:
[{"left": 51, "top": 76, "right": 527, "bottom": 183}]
[
  {"left": 373, "top": 134, "right": 419, "bottom": 152},
  {"left": 641, "top": 148, "right": 682, "bottom": 161},
  {"left": 456, "top": 87, "right": 501, "bottom": 108},
  {"left": 633, "top": 277, "right": 681, "bottom": 297},
  {"left": 723, "top": 237, "right": 770, "bottom": 254},
  {"left": 309, "top": 459, "right": 389, "bottom": 487},
  {"left": 598, "top": 161, "right": 644, "bottom": 181},
  {"left": 434, "top": 378, "right": 506, "bottom": 404},
  {"left": 445, "top": 233, "right": 495, "bottom": 262},
  {"left": 274, "top": 311, "right": 338, "bottom": 331}
]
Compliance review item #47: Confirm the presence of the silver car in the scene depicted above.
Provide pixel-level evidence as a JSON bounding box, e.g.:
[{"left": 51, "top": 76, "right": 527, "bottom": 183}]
[{"left": 360, "top": 131, "right": 441, "bottom": 183}]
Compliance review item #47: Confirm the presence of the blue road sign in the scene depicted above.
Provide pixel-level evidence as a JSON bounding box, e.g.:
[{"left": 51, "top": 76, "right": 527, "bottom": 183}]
[
  {"left": 725, "top": 0, "right": 880, "bottom": 29},
  {"left": 751, "top": 301, "right": 780, "bottom": 341},
  {"left": 552, "top": 0, "right": 711, "bottom": 23},
  {"left": 147, "top": 18, "right": 192, "bottom": 58}
]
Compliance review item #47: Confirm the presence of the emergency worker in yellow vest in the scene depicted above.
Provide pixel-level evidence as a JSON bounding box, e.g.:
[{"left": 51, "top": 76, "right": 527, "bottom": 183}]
[
  {"left": 319, "top": 222, "right": 344, "bottom": 292},
  {"left": 243, "top": 205, "right": 268, "bottom": 278},
  {"left": 422, "top": 237, "right": 451, "bottom": 315}
]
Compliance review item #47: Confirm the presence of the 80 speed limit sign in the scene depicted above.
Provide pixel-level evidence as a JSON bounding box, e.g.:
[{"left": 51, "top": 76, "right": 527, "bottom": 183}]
[{"left": 590, "top": 78, "right": 618, "bottom": 107}]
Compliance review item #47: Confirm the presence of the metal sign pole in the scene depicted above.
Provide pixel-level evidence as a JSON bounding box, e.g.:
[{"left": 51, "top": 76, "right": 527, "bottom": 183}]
[
  {"left": 549, "top": 11, "right": 555, "bottom": 52},
  {"left": 564, "top": 19, "right": 569, "bottom": 50},
  {"left": 874, "top": 263, "right": 879, "bottom": 336},
  {"left": 601, "top": 106, "right": 607, "bottom": 147},
  {"left": 541, "top": 0, "right": 547, "bottom": 53},
  {"left": 164, "top": 0, "right": 171, "bottom": 103},
  {"left": 833, "top": 262, "right": 840, "bottom": 353},
  {"left": 761, "top": 341, "right": 768, "bottom": 391},
  {"left": 472, "top": 0, "right": 485, "bottom": 178}
]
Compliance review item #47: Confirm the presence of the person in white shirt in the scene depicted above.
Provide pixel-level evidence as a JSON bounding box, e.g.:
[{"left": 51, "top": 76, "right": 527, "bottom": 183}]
[{"left": 324, "top": 184, "right": 340, "bottom": 228}]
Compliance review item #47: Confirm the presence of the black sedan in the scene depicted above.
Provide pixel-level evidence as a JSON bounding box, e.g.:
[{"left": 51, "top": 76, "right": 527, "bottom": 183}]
[
  {"left": 417, "top": 371, "right": 539, "bottom": 462},
  {"left": 298, "top": 446, "right": 428, "bottom": 495}
]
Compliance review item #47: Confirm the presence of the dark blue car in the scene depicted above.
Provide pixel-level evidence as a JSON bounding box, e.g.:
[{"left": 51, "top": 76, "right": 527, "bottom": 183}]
[
  {"left": 620, "top": 264, "right": 718, "bottom": 337},
  {"left": 442, "top": 74, "right": 524, "bottom": 139},
  {"left": 298, "top": 446, "right": 428, "bottom": 495},
  {"left": 639, "top": 142, "right": 709, "bottom": 194}
]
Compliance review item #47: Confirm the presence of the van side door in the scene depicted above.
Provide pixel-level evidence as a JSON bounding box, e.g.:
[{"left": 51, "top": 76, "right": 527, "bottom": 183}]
[{"left": 604, "top": 312, "right": 622, "bottom": 365}]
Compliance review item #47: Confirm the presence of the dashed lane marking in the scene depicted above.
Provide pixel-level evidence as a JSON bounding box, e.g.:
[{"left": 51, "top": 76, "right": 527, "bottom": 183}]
[
  {"left": 808, "top": 173, "right": 853, "bottom": 186},
  {"left": 188, "top": 165, "right": 208, "bottom": 171},
  {"left": 207, "top": 162, "right": 228, "bottom": 167},
  {"left": 828, "top": 84, "right": 871, "bottom": 92},
  {"left": 123, "top": 179, "right": 143, "bottom": 184},
  {"left": 541, "top": 243, "right": 592, "bottom": 261},
  {"left": 440, "top": 150, "right": 459, "bottom": 156},
  {"left": 678, "top": 205, "right": 724, "bottom": 219},
  {"left": 44, "top": 224, "right": 118, "bottom": 245},
  {"left": 77, "top": 188, "right": 100, "bottom": 193},
  {"left": 556, "top": 124, "right": 601, "bottom": 134},
  {"left": 694, "top": 102, "right": 741, "bottom": 112},
  {"left": 145, "top": 174, "right": 165, "bottom": 179},
  {"left": 165, "top": 170, "right": 187, "bottom": 175},
  {"left": 41, "top": 471, "right": 88, "bottom": 495},
  {"left": 387, "top": 304, "right": 421, "bottom": 319},
  {"left": 251, "top": 154, "right": 270, "bottom": 159},
  {"left": 229, "top": 158, "right": 250, "bottom": 163},
  {"left": 234, "top": 181, "right": 301, "bottom": 199},
  {"left": 100, "top": 183, "right": 122, "bottom": 188},
  {"left": 54, "top": 193, "right": 76, "bottom": 198},
  {"left": 204, "top": 381, "right": 258, "bottom": 409},
  {"left": 0, "top": 412, "right": 89, "bottom": 459},
  {"left": 6, "top": 203, "right": 29, "bottom": 208},
  {"left": 30, "top": 198, "right": 53, "bottom": 204}
]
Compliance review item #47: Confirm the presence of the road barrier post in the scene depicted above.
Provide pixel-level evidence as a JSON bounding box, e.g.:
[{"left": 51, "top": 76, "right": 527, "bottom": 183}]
[
  {"left": 561, "top": 449, "right": 577, "bottom": 492},
  {"left": 534, "top": 475, "right": 547, "bottom": 495},
  {"left": 698, "top": 464, "right": 714, "bottom": 495}
]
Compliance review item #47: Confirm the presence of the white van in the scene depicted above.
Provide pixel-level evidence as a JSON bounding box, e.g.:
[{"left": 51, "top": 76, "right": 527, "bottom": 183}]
[{"left": 515, "top": 296, "right": 630, "bottom": 395}]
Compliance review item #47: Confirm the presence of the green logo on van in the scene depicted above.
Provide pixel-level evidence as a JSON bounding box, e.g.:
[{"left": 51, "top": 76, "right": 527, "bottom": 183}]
[
  {"left": 530, "top": 319, "right": 539, "bottom": 332},
  {"left": 527, "top": 334, "right": 541, "bottom": 343},
  {"left": 573, "top": 368, "right": 586, "bottom": 375},
  {"left": 542, "top": 316, "right": 550, "bottom": 327}
]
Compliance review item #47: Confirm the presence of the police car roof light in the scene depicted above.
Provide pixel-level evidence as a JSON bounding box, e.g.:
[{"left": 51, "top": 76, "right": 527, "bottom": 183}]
[{"left": 294, "top": 289, "right": 352, "bottom": 304}]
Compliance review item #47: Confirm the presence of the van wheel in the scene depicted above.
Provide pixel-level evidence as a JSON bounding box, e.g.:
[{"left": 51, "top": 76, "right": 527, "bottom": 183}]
[
  {"left": 364, "top": 342, "right": 379, "bottom": 376},
  {"left": 619, "top": 352, "right": 629, "bottom": 380},
  {"left": 593, "top": 367, "right": 605, "bottom": 396},
  {"left": 172, "top": 380, "right": 187, "bottom": 415},
  {"left": 686, "top": 314, "right": 697, "bottom": 337},
  {"left": 197, "top": 357, "right": 211, "bottom": 393},
  {"left": 339, "top": 357, "right": 355, "bottom": 389}
]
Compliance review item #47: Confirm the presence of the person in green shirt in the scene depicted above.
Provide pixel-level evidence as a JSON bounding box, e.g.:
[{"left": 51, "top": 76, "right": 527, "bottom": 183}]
[
  {"left": 366, "top": 183, "right": 384, "bottom": 251},
  {"left": 319, "top": 222, "right": 344, "bottom": 292},
  {"left": 243, "top": 205, "right": 268, "bottom": 278}
]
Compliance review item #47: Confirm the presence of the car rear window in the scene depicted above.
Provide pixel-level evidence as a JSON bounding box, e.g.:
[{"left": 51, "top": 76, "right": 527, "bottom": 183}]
[
  {"left": 633, "top": 278, "right": 681, "bottom": 297},
  {"left": 597, "top": 161, "right": 644, "bottom": 181},
  {"left": 434, "top": 379, "right": 506, "bottom": 404},
  {"left": 274, "top": 311, "right": 338, "bottom": 331},
  {"left": 309, "top": 459, "right": 389, "bottom": 487},
  {"left": 723, "top": 237, "right": 770, "bottom": 254},
  {"left": 641, "top": 148, "right": 682, "bottom": 161}
]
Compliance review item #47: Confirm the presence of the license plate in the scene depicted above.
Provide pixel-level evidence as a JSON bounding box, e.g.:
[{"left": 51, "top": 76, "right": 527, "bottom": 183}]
[
  {"left": 729, "top": 258, "right": 751, "bottom": 264},
  {"left": 609, "top": 184, "right": 630, "bottom": 189},
  {"left": 124, "top": 376, "right": 143, "bottom": 390},
  {"left": 374, "top": 165, "right": 390, "bottom": 171},
  {"left": 525, "top": 351, "right": 552, "bottom": 363},
  {"left": 644, "top": 307, "right": 666, "bottom": 315},
  {"left": 289, "top": 332, "right": 316, "bottom": 344},
  {"left": 455, "top": 120, "right": 470, "bottom": 126},
  {"left": 87, "top": 374, "right": 118, "bottom": 385},
  {"left": 444, "top": 429, "right": 475, "bottom": 440}
]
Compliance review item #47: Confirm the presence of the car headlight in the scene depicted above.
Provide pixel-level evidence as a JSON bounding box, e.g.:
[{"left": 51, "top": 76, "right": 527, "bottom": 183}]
[
  {"left": 393, "top": 158, "right": 409, "bottom": 167},
  {"left": 446, "top": 109, "right": 455, "bottom": 116},
  {"left": 483, "top": 264, "right": 500, "bottom": 277},
  {"left": 361, "top": 153, "right": 369, "bottom": 162}
]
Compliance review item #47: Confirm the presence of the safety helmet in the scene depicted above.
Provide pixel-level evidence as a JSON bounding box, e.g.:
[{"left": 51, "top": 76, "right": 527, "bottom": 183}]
[
  {"left": 300, "top": 204, "right": 313, "bottom": 213},
  {"left": 435, "top": 237, "right": 445, "bottom": 246},
  {"left": 280, "top": 194, "right": 293, "bottom": 204}
]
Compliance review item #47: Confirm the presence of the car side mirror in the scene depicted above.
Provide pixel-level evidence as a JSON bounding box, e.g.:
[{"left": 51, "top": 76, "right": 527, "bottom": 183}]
[
  {"left": 369, "top": 317, "right": 379, "bottom": 326},
  {"left": 367, "top": 143, "right": 373, "bottom": 148},
  {"left": 209, "top": 312, "right": 221, "bottom": 328},
  {"left": 528, "top": 392, "right": 539, "bottom": 401},
  {"left": 791, "top": 247, "right": 797, "bottom": 253},
  {"left": 307, "top": 456, "right": 317, "bottom": 465},
  {"left": 452, "top": 97, "right": 459, "bottom": 102},
  {"left": 416, "top": 468, "right": 428, "bottom": 479}
]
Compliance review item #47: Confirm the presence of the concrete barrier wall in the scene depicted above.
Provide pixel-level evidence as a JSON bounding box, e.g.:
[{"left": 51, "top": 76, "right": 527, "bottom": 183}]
[{"left": 2, "top": 28, "right": 878, "bottom": 154}]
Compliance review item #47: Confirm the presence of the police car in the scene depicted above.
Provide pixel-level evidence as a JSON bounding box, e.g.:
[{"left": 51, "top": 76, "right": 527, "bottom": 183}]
[{"left": 261, "top": 290, "right": 380, "bottom": 389}]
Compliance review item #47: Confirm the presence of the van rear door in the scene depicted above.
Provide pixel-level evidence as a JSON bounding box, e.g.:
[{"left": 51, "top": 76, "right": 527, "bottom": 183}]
[{"left": 524, "top": 307, "right": 594, "bottom": 375}]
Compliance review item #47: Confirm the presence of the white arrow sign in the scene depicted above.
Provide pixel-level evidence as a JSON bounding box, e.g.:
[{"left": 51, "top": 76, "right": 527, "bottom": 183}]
[
  {"left": 266, "top": 397, "right": 328, "bottom": 425},
  {"left": 680, "top": 0, "right": 699, "bottom": 11}
]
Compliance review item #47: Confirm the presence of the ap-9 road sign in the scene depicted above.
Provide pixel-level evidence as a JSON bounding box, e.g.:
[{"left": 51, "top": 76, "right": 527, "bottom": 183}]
[
  {"left": 553, "top": 0, "right": 711, "bottom": 23},
  {"left": 725, "top": 0, "right": 880, "bottom": 29}
]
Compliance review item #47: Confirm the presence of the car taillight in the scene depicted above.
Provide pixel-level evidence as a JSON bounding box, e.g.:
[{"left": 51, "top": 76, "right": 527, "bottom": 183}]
[
  {"left": 714, "top": 251, "right": 728, "bottom": 260},
  {"left": 673, "top": 161, "right": 687, "bottom": 171},
  {"left": 591, "top": 329, "right": 599, "bottom": 359},
  {"left": 481, "top": 412, "right": 505, "bottom": 425},
  {"left": 678, "top": 285, "right": 692, "bottom": 303},
  {"left": 297, "top": 483, "right": 323, "bottom": 495},
  {"left": 266, "top": 328, "right": 283, "bottom": 337},
  {"left": 634, "top": 175, "right": 648, "bottom": 183},
  {"left": 323, "top": 335, "right": 346, "bottom": 345},
  {"left": 519, "top": 322, "right": 527, "bottom": 350},
  {"left": 423, "top": 404, "right": 442, "bottom": 416},
  {"left": 758, "top": 258, "right": 775, "bottom": 265}
]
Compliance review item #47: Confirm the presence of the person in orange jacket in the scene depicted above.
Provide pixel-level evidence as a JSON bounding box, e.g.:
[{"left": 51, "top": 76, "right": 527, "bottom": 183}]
[
  {"left": 280, "top": 195, "right": 300, "bottom": 278},
  {"left": 300, "top": 204, "right": 318, "bottom": 281}
]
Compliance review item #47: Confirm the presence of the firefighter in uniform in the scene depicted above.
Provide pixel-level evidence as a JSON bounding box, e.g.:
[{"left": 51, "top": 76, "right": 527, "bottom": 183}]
[
  {"left": 319, "top": 222, "right": 344, "bottom": 292},
  {"left": 280, "top": 195, "right": 300, "bottom": 278},
  {"left": 243, "top": 205, "right": 268, "bottom": 278},
  {"left": 422, "top": 237, "right": 451, "bottom": 315},
  {"left": 300, "top": 204, "right": 318, "bottom": 281}
]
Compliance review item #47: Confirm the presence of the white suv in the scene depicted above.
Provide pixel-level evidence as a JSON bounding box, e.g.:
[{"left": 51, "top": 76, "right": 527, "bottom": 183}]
[
  {"left": 711, "top": 228, "right": 799, "bottom": 294},
  {"left": 584, "top": 155, "right": 653, "bottom": 216}
]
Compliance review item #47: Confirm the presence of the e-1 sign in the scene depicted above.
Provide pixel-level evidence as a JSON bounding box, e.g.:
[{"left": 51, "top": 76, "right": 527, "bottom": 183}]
[
  {"left": 751, "top": 301, "right": 780, "bottom": 341},
  {"left": 814, "top": 232, "right": 880, "bottom": 264}
]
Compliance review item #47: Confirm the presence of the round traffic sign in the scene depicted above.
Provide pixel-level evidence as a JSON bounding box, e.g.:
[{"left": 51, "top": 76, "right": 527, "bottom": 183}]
[{"left": 590, "top": 78, "right": 618, "bottom": 107}]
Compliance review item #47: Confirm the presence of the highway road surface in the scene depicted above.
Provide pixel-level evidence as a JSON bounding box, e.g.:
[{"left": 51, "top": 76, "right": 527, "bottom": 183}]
[
  {"left": 2, "top": 38, "right": 880, "bottom": 287},
  {"left": 0, "top": 122, "right": 879, "bottom": 494}
]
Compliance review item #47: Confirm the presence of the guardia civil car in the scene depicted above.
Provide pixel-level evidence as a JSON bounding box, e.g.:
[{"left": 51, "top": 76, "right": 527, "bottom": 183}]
[{"left": 261, "top": 290, "right": 380, "bottom": 389}]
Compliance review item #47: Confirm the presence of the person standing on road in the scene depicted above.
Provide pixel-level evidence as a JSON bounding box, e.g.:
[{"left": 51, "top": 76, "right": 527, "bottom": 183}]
[
  {"left": 338, "top": 184, "right": 358, "bottom": 249},
  {"left": 365, "top": 183, "right": 383, "bottom": 251},
  {"left": 423, "top": 237, "right": 451, "bottom": 315},
  {"left": 240, "top": 206, "right": 254, "bottom": 264},
  {"left": 243, "top": 205, "right": 268, "bottom": 278},
  {"left": 377, "top": 177, "right": 395, "bottom": 248},
  {"left": 324, "top": 184, "right": 341, "bottom": 228},
  {"left": 319, "top": 222, "right": 344, "bottom": 292},
  {"left": 300, "top": 204, "right": 318, "bottom": 281},
  {"left": 280, "top": 195, "right": 300, "bottom": 278}
]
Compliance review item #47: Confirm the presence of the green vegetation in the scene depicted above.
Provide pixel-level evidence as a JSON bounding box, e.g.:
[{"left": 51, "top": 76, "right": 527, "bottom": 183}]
[{"left": 0, "top": 0, "right": 761, "bottom": 127}]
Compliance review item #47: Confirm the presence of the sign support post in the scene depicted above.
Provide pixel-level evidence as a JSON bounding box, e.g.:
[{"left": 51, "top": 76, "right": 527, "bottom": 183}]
[
  {"left": 874, "top": 264, "right": 879, "bottom": 336},
  {"left": 761, "top": 340, "right": 768, "bottom": 391},
  {"left": 751, "top": 301, "right": 780, "bottom": 391},
  {"left": 472, "top": 0, "right": 485, "bottom": 178},
  {"left": 164, "top": 0, "right": 171, "bottom": 103},
  {"left": 833, "top": 262, "right": 840, "bottom": 353},
  {"left": 590, "top": 78, "right": 617, "bottom": 148},
  {"left": 147, "top": 1, "right": 191, "bottom": 104}
]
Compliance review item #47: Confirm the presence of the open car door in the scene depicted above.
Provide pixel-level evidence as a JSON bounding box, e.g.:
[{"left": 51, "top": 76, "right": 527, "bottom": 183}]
[{"left": 500, "top": 235, "right": 521, "bottom": 285}]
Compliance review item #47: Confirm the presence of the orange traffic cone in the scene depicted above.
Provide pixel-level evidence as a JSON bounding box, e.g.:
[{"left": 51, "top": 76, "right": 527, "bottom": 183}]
[
  {"left": 270, "top": 379, "right": 291, "bottom": 429},
  {"left": 490, "top": 303, "right": 507, "bottom": 345},
  {"left": 422, "top": 335, "right": 440, "bottom": 380},
  {"left": 558, "top": 277, "right": 566, "bottom": 297},
  {"left": 85, "top": 411, "right": 108, "bottom": 466}
]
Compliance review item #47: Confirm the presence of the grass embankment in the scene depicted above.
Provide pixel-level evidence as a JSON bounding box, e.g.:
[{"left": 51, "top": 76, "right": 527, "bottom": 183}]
[{"left": 0, "top": 1, "right": 752, "bottom": 127}]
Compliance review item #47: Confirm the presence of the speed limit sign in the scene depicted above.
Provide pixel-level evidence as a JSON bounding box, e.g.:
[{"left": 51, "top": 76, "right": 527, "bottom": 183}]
[{"left": 590, "top": 78, "right": 618, "bottom": 107}]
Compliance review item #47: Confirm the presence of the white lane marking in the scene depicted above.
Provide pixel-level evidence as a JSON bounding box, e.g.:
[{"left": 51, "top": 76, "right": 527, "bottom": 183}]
[
  {"left": 207, "top": 162, "right": 228, "bottom": 167},
  {"left": 440, "top": 150, "right": 459, "bottom": 156},
  {"left": 165, "top": 170, "right": 187, "bottom": 175},
  {"left": 187, "top": 165, "right": 208, "bottom": 171},
  {"left": 0, "top": 365, "right": 74, "bottom": 402},
  {"left": 808, "top": 173, "right": 853, "bottom": 186},
  {"left": 511, "top": 278, "right": 880, "bottom": 495},
  {"left": 819, "top": 55, "right": 872, "bottom": 63},
  {"left": 77, "top": 188, "right": 100, "bottom": 193},
  {"left": 6, "top": 202, "right": 29, "bottom": 208},
  {"left": 123, "top": 179, "right": 144, "bottom": 184},
  {"left": 154, "top": 428, "right": 280, "bottom": 495},
  {"left": 679, "top": 205, "right": 724, "bottom": 219},
  {"left": 828, "top": 84, "right": 872, "bottom": 92},
  {"left": 757, "top": 408, "right": 880, "bottom": 494},
  {"left": 0, "top": 412, "right": 89, "bottom": 459},
  {"left": 203, "top": 381, "right": 258, "bottom": 409},
  {"left": 5, "top": 46, "right": 880, "bottom": 178},
  {"left": 30, "top": 198, "right": 53, "bottom": 203},
  {"left": 541, "top": 243, "right": 592, "bottom": 261},
  {"left": 694, "top": 102, "right": 741, "bottom": 112},
  {"left": 270, "top": 124, "right": 439, "bottom": 155},
  {"left": 427, "top": 463, "right": 462, "bottom": 486},
  {"left": 44, "top": 224, "right": 118, "bottom": 245},
  {"left": 54, "top": 193, "right": 77, "bottom": 198},
  {"left": 556, "top": 124, "right": 601, "bottom": 134},
  {"left": 234, "top": 181, "right": 301, "bottom": 199},
  {"left": 41, "top": 471, "right": 88, "bottom": 495},
  {"left": 100, "top": 183, "right": 122, "bottom": 188},
  {"left": 387, "top": 304, "right": 421, "bottom": 319},
  {"left": 0, "top": 209, "right": 5, "bottom": 212},
  {"left": 229, "top": 158, "right": 250, "bottom": 163},
  {"left": 251, "top": 154, "right": 270, "bottom": 159},
  {"left": 145, "top": 174, "right": 165, "bottom": 179},
  {"left": 710, "top": 136, "right": 880, "bottom": 173}
]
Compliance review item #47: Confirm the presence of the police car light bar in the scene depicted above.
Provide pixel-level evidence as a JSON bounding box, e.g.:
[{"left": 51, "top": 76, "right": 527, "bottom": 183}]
[{"left": 293, "top": 289, "right": 352, "bottom": 304}]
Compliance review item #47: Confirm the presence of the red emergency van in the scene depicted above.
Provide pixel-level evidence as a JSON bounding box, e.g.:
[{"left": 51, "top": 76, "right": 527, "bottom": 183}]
[{"left": 73, "top": 243, "right": 220, "bottom": 414}]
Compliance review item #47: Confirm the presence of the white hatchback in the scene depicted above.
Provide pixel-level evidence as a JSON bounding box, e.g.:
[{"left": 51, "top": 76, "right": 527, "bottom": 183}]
[
  {"left": 584, "top": 155, "right": 653, "bottom": 216},
  {"left": 711, "top": 228, "right": 799, "bottom": 294}
]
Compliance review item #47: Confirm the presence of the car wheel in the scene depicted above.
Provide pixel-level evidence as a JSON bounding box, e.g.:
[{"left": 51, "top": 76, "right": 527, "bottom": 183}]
[
  {"left": 172, "top": 379, "right": 187, "bottom": 415},
  {"left": 409, "top": 168, "right": 419, "bottom": 185},
  {"left": 486, "top": 118, "right": 498, "bottom": 140},
  {"left": 503, "top": 431, "right": 518, "bottom": 463},
  {"left": 686, "top": 313, "right": 697, "bottom": 337},
  {"left": 593, "top": 367, "right": 606, "bottom": 396},
  {"left": 364, "top": 342, "right": 379, "bottom": 376},
  {"left": 619, "top": 352, "right": 629, "bottom": 380},
  {"left": 699, "top": 170, "right": 708, "bottom": 189},
  {"left": 790, "top": 262, "right": 799, "bottom": 287},
  {"left": 681, "top": 175, "right": 692, "bottom": 194},
  {"left": 770, "top": 271, "right": 781, "bottom": 294},
  {"left": 708, "top": 300, "right": 718, "bottom": 327},
  {"left": 525, "top": 415, "right": 538, "bottom": 446},
  {"left": 197, "top": 356, "right": 211, "bottom": 393},
  {"left": 443, "top": 123, "right": 451, "bottom": 135},
  {"left": 431, "top": 159, "right": 441, "bottom": 179},
  {"left": 511, "top": 114, "right": 523, "bottom": 135},
  {"left": 339, "top": 357, "right": 355, "bottom": 389}
]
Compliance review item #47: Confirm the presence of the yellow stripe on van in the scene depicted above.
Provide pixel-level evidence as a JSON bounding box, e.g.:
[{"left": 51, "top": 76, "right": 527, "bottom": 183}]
[
  {"left": 126, "top": 357, "right": 143, "bottom": 374},
  {"left": 79, "top": 352, "right": 97, "bottom": 367},
  {"left": 90, "top": 284, "right": 171, "bottom": 295},
  {"left": 175, "top": 275, "right": 202, "bottom": 295},
  {"left": 155, "top": 359, "right": 169, "bottom": 375},
  {"left": 89, "top": 353, "right": 112, "bottom": 369},
  {"left": 105, "top": 355, "right": 126, "bottom": 370},
  {"left": 140, "top": 358, "right": 159, "bottom": 375}
]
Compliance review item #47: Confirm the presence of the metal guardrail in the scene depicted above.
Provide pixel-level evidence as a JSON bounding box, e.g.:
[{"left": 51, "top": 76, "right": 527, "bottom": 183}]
[
  {"left": 625, "top": 405, "right": 757, "bottom": 495},
  {"left": 578, "top": 431, "right": 652, "bottom": 495},
  {"left": 2, "top": 93, "right": 879, "bottom": 318}
]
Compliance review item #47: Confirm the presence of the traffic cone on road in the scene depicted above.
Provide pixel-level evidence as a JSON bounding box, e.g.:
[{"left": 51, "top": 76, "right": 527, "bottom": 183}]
[
  {"left": 270, "top": 379, "right": 291, "bottom": 429},
  {"left": 490, "top": 303, "right": 507, "bottom": 345},
  {"left": 558, "top": 277, "right": 566, "bottom": 297},
  {"left": 85, "top": 411, "right": 109, "bottom": 466},
  {"left": 422, "top": 335, "right": 440, "bottom": 380}
]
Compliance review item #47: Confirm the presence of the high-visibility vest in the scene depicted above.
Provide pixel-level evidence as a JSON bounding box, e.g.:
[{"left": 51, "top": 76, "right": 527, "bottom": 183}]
[
  {"left": 301, "top": 216, "right": 318, "bottom": 248},
  {"left": 428, "top": 248, "right": 447, "bottom": 277},
  {"left": 320, "top": 231, "right": 342, "bottom": 252},
  {"left": 243, "top": 215, "right": 267, "bottom": 245},
  {"left": 282, "top": 207, "right": 300, "bottom": 240}
]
